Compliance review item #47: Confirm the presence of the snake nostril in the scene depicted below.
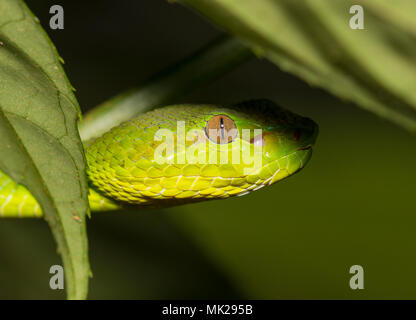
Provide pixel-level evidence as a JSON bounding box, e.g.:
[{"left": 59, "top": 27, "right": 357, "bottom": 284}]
[{"left": 293, "top": 129, "right": 301, "bottom": 141}]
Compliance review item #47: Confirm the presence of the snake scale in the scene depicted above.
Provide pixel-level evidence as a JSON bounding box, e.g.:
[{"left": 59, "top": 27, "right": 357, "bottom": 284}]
[{"left": 0, "top": 99, "right": 318, "bottom": 218}]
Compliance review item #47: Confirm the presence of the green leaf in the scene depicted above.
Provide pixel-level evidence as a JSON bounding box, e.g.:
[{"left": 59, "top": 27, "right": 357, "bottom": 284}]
[
  {"left": 181, "top": 0, "right": 416, "bottom": 132},
  {"left": 0, "top": 0, "right": 89, "bottom": 299}
]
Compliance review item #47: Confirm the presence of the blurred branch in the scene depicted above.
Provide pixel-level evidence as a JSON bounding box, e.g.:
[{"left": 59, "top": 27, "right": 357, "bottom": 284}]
[{"left": 79, "top": 35, "right": 254, "bottom": 140}]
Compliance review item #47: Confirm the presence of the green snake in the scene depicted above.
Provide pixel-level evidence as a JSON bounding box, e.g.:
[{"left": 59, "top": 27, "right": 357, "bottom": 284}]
[{"left": 0, "top": 99, "right": 318, "bottom": 218}]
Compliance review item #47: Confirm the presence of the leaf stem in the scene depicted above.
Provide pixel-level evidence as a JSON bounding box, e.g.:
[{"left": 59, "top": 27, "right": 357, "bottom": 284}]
[{"left": 79, "top": 35, "right": 254, "bottom": 141}]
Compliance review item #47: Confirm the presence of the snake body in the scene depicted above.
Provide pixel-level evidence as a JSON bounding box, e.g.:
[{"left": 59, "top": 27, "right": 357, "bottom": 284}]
[{"left": 0, "top": 100, "right": 318, "bottom": 218}]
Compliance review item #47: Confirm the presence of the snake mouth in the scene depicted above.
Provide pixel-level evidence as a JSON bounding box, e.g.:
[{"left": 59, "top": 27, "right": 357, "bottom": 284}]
[{"left": 297, "top": 144, "right": 312, "bottom": 151}]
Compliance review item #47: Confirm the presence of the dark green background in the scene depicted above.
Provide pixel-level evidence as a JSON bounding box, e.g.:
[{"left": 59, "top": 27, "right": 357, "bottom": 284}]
[{"left": 0, "top": 0, "right": 415, "bottom": 299}]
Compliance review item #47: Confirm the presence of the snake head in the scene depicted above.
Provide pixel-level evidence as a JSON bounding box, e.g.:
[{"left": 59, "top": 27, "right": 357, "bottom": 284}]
[
  {"left": 86, "top": 99, "right": 318, "bottom": 207},
  {"left": 214, "top": 99, "right": 319, "bottom": 186}
]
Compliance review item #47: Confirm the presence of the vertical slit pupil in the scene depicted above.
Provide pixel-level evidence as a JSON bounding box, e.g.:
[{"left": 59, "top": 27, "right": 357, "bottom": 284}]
[{"left": 220, "top": 117, "right": 225, "bottom": 140}]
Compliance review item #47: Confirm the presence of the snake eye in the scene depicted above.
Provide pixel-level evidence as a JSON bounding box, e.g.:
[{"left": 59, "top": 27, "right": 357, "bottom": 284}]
[{"left": 205, "top": 114, "right": 238, "bottom": 144}]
